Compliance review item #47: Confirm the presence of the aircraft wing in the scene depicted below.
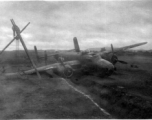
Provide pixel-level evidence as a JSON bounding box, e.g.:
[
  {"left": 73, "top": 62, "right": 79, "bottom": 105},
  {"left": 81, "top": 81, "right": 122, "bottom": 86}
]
[
  {"left": 103, "top": 42, "right": 147, "bottom": 54},
  {"left": 4, "top": 60, "right": 80, "bottom": 76},
  {"left": 118, "top": 42, "right": 147, "bottom": 51}
]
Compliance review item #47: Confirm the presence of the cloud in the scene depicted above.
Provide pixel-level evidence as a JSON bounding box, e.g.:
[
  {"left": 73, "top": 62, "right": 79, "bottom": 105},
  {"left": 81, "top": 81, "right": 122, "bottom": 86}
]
[{"left": 0, "top": 1, "right": 151, "bottom": 50}]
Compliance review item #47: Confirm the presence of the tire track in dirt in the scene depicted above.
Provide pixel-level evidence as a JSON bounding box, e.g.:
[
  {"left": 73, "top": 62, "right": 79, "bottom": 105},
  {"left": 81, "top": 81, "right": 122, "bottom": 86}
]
[{"left": 61, "top": 78, "right": 112, "bottom": 118}]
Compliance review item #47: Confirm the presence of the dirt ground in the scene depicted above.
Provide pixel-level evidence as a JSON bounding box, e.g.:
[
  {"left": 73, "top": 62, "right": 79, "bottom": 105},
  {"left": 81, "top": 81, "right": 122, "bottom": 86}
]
[
  {"left": 0, "top": 74, "right": 112, "bottom": 119},
  {"left": 68, "top": 54, "right": 152, "bottom": 119},
  {"left": 0, "top": 52, "right": 152, "bottom": 119}
]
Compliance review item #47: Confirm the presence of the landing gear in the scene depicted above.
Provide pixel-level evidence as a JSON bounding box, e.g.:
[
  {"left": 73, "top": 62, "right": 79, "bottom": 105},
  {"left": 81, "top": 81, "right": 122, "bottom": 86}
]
[
  {"left": 63, "top": 67, "right": 73, "bottom": 78},
  {"left": 69, "top": 69, "right": 83, "bottom": 84}
]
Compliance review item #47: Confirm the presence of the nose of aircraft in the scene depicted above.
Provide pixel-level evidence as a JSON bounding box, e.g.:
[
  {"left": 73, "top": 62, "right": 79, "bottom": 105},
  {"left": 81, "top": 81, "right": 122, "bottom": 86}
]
[
  {"left": 97, "top": 59, "right": 114, "bottom": 76},
  {"left": 91, "top": 54, "right": 114, "bottom": 76}
]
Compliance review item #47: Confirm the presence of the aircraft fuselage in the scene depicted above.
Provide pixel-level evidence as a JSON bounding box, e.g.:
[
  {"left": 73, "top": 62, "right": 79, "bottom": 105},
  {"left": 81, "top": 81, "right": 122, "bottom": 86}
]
[{"left": 56, "top": 51, "right": 114, "bottom": 76}]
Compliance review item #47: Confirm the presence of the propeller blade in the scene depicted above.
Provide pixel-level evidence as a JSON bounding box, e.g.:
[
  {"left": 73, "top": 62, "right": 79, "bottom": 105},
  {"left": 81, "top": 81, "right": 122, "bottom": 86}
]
[
  {"left": 34, "top": 46, "right": 40, "bottom": 62},
  {"left": 111, "top": 44, "right": 114, "bottom": 54},
  {"left": 118, "top": 60, "right": 128, "bottom": 64}
]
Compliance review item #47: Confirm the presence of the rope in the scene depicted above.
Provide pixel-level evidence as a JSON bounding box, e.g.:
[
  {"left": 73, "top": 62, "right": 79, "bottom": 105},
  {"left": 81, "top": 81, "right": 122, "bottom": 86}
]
[{"left": 16, "top": 38, "right": 20, "bottom": 71}]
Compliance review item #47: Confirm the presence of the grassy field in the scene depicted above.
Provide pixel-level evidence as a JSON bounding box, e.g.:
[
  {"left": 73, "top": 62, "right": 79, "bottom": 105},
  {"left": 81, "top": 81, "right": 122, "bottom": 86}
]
[
  {"left": 68, "top": 54, "right": 152, "bottom": 118},
  {"left": 0, "top": 51, "right": 113, "bottom": 119},
  {"left": 0, "top": 51, "right": 152, "bottom": 118},
  {"left": 0, "top": 75, "right": 111, "bottom": 119}
]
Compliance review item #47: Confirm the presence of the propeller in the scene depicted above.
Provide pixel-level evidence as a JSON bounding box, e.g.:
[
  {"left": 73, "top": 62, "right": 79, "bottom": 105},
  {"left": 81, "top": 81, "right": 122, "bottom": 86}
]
[
  {"left": 117, "top": 60, "right": 127, "bottom": 64},
  {"left": 111, "top": 44, "right": 128, "bottom": 65}
]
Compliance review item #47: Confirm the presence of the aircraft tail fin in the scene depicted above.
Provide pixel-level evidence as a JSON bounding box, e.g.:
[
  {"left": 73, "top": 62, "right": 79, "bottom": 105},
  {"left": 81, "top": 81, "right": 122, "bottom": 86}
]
[
  {"left": 73, "top": 37, "right": 80, "bottom": 52},
  {"left": 34, "top": 46, "right": 40, "bottom": 61}
]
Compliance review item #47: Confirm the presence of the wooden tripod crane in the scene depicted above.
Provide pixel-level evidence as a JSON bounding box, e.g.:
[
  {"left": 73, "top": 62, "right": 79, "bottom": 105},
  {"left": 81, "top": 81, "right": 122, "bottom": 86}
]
[{"left": 0, "top": 19, "right": 41, "bottom": 79}]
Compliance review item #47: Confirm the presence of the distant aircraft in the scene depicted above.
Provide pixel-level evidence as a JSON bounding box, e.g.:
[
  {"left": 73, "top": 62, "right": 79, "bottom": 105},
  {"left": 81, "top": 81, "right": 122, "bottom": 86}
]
[{"left": 2, "top": 19, "right": 114, "bottom": 81}]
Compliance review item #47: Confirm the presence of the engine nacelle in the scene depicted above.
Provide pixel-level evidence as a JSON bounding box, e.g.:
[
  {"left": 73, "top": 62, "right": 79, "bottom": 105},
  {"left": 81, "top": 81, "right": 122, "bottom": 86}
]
[
  {"left": 53, "top": 64, "right": 73, "bottom": 78},
  {"left": 111, "top": 54, "right": 118, "bottom": 65}
]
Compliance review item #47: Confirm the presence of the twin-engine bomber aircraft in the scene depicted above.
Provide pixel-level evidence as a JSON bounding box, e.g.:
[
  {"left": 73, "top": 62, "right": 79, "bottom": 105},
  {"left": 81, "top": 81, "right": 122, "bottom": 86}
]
[
  {"left": 70, "top": 38, "right": 147, "bottom": 70},
  {"left": 35, "top": 37, "right": 147, "bottom": 75},
  {"left": 2, "top": 19, "right": 114, "bottom": 79}
]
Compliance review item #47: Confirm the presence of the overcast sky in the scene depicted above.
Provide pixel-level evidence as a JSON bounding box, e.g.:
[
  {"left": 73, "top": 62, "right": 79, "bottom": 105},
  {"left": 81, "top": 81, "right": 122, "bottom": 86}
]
[{"left": 0, "top": 1, "right": 151, "bottom": 50}]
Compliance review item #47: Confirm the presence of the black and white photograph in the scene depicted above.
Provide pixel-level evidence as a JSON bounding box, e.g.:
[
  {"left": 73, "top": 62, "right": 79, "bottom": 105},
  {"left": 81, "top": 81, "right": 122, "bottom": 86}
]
[{"left": 0, "top": 0, "right": 152, "bottom": 119}]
